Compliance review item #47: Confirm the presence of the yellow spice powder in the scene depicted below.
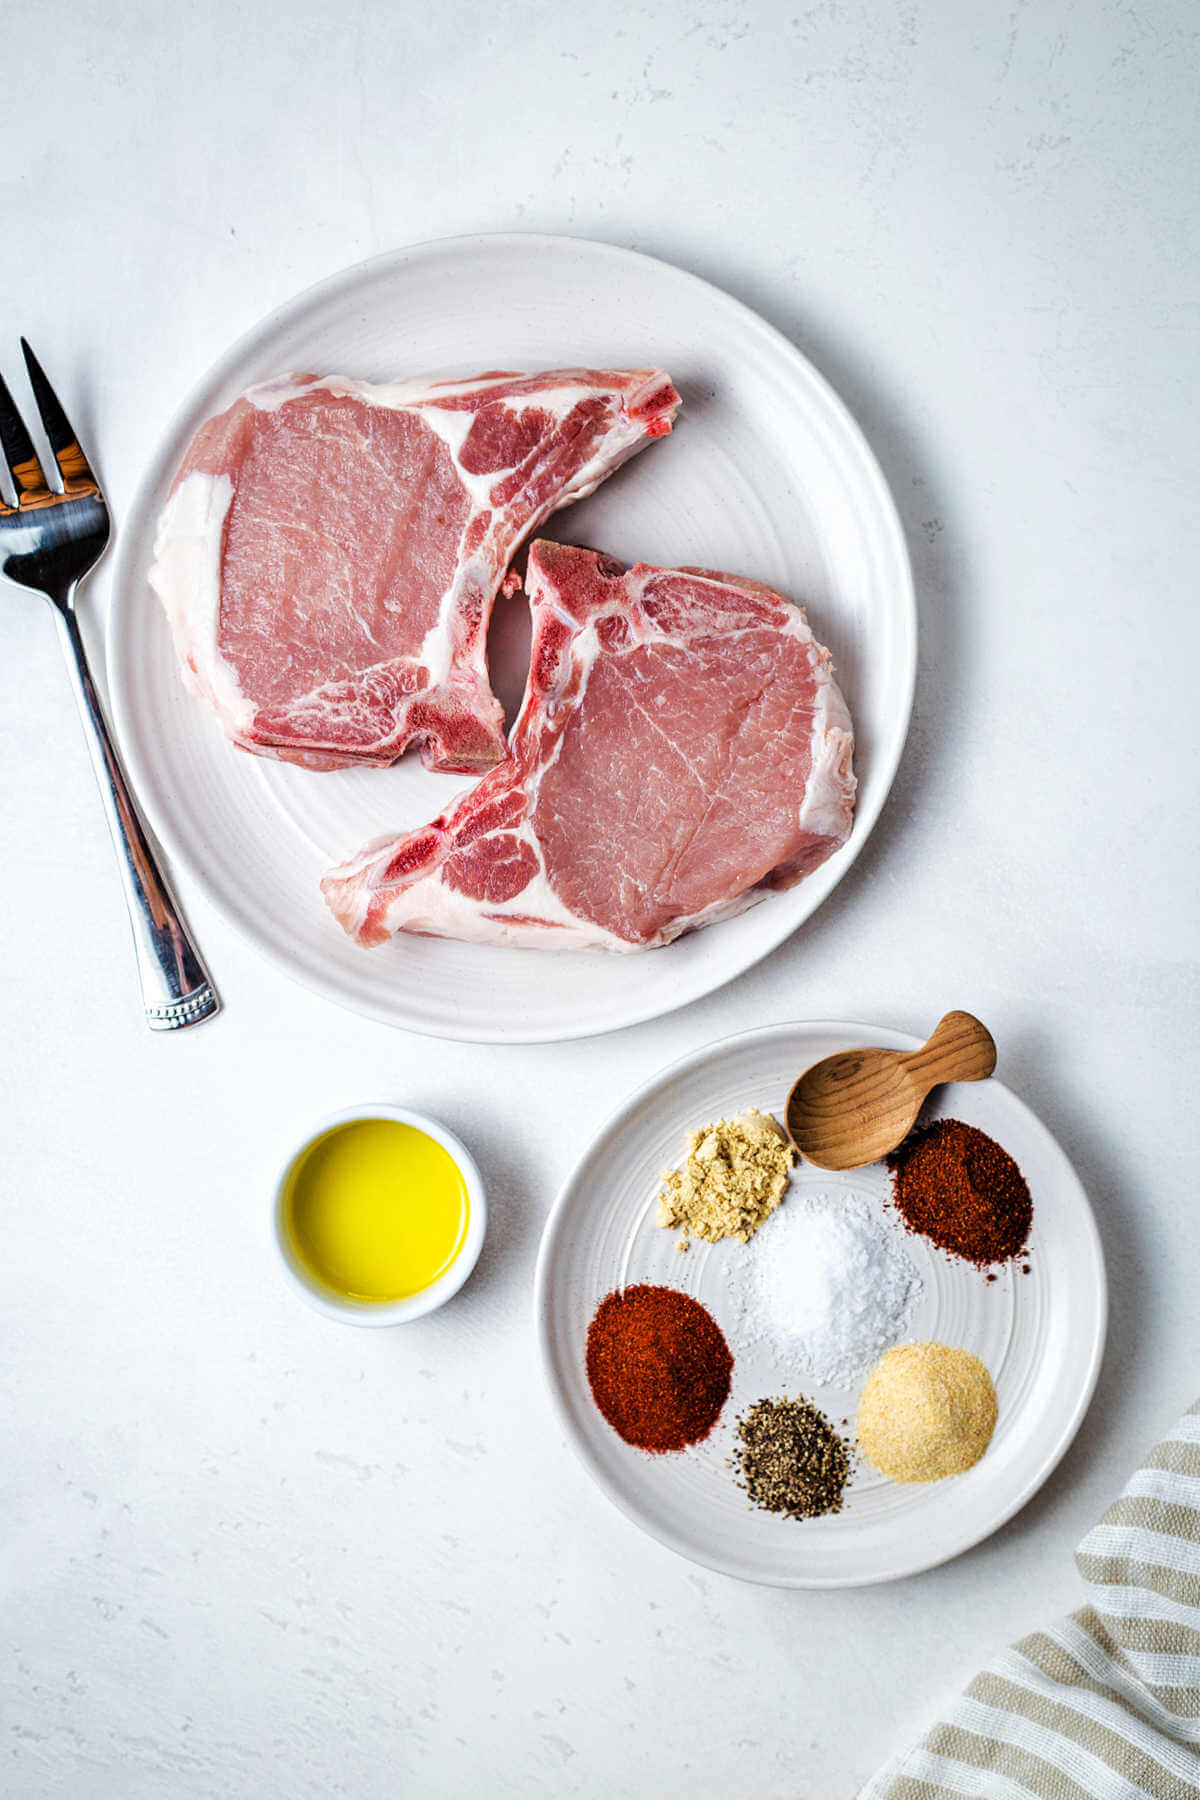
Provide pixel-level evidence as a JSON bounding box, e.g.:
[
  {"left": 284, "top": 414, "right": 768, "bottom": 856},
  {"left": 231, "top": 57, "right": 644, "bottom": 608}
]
[
  {"left": 856, "top": 1342, "right": 997, "bottom": 1483},
  {"left": 656, "top": 1109, "right": 794, "bottom": 1245}
]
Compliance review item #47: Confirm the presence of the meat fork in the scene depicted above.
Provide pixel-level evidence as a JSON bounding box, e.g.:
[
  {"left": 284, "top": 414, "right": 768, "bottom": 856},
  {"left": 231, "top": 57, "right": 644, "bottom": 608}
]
[{"left": 0, "top": 342, "right": 218, "bottom": 1030}]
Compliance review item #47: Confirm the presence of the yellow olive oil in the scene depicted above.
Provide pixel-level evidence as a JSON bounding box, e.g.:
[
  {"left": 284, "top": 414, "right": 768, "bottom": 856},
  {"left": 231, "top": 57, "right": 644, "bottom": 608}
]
[{"left": 284, "top": 1119, "right": 468, "bottom": 1302}]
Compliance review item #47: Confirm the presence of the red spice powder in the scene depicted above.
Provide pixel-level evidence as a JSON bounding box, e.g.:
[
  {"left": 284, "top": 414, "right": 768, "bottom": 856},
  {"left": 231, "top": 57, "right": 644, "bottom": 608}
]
[
  {"left": 585, "top": 1284, "right": 733, "bottom": 1453},
  {"left": 887, "top": 1118, "right": 1033, "bottom": 1268}
]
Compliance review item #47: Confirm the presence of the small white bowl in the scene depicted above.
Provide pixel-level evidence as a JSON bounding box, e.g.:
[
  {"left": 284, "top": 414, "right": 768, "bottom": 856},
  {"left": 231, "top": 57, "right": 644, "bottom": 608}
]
[{"left": 272, "top": 1104, "right": 486, "bottom": 1326}]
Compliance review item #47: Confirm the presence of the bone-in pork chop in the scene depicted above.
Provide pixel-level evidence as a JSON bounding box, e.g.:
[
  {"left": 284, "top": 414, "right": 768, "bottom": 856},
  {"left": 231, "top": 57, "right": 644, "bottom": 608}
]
[
  {"left": 149, "top": 369, "right": 680, "bottom": 772},
  {"left": 321, "top": 540, "right": 855, "bottom": 951}
]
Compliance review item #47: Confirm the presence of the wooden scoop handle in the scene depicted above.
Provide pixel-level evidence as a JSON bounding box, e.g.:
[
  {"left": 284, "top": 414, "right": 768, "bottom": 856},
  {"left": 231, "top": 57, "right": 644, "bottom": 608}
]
[{"left": 902, "top": 1011, "right": 997, "bottom": 1085}]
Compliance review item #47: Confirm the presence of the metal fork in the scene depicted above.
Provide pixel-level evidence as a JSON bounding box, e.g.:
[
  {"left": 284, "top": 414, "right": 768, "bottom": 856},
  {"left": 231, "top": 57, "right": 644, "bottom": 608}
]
[{"left": 0, "top": 342, "right": 218, "bottom": 1030}]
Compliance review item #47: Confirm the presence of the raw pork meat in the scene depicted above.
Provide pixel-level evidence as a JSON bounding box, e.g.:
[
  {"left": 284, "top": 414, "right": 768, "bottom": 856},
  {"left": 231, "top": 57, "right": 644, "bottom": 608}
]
[
  {"left": 322, "top": 540, "right": 856, "bottom": 951},
  {"left": 149, "top": 368, "right": 680, "bottom": 772}
]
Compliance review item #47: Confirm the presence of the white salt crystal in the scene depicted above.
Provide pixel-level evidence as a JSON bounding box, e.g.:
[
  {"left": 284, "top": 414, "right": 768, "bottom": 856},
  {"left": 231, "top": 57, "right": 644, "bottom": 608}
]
[{"left": 728, "top": 1188, "right": 923, "bottom": 1388}]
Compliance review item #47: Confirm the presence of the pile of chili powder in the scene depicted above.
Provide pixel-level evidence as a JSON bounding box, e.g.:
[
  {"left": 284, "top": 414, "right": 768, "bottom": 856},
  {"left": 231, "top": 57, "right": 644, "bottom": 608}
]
[{"left": 886, "top": 1118, "right": 1032, "bottom": 1267}]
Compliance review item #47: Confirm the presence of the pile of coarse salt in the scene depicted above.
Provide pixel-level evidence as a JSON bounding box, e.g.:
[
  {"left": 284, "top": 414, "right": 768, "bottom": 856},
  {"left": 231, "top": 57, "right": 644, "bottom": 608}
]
[{"left": 727, "top": 1188, "right": 923, "bottom": 1388}]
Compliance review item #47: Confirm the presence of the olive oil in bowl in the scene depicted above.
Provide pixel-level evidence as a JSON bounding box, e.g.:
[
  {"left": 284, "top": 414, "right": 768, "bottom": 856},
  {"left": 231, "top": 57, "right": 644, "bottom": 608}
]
[{"left": 274, "top": 1108, "right": 485, "bottom": 1324}]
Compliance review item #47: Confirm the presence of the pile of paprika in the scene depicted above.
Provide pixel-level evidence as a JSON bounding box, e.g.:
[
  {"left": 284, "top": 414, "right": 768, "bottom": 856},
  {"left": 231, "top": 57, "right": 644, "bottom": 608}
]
[
  {"left": 887, "top": 1118, "right": 1032, "bottom": 1267},
  {"left": 585, "top": 1284, "right": 732, "bottom": 1452}
]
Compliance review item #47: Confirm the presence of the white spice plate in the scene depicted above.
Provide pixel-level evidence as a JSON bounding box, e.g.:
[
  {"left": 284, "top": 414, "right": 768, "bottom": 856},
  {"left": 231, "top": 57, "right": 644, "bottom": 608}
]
[
  {"left": 106, "top": 233, "right": 914, "bottom": 1042},
  {"left": 535, "top": 1021, "right": 1107, "bottom": 1587}
]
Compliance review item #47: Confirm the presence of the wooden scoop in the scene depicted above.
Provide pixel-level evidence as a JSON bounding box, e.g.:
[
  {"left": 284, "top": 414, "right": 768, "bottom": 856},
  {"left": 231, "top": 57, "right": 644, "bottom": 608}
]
[{"left": 785, "top": 1012, "right": 997, "bottom": 1170}]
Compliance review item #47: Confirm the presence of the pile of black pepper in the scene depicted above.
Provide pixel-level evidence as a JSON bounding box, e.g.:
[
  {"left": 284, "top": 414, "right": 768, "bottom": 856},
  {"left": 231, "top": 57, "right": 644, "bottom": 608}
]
[{"left": 732, "top": 1396, "right": 854, "bottom": 1520}]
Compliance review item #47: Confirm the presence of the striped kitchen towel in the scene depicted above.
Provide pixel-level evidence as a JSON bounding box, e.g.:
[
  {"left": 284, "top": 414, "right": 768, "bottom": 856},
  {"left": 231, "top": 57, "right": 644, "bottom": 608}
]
[{"left": 860, "top": 1400, "right": 1200, "bottom": 1799}]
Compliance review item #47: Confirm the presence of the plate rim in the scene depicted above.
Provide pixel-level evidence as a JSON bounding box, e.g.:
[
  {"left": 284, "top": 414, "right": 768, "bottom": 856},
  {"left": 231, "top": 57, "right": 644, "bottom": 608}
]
[
  {"left": 533, "top": 1018, "right": 1108, "bottom": 1587},
  {"left": 106, "top": 233, "right": 918, "bottom": 1042}
]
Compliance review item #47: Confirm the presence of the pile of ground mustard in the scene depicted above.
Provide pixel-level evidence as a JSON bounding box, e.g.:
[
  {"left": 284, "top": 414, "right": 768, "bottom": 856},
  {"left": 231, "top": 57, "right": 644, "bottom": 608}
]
[{"left": 656, "top": 1109, "right": 794, "bottom": 1246}]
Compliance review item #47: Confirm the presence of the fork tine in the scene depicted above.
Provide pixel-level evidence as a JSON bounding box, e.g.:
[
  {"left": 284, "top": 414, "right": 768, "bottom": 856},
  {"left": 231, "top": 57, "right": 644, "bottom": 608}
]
[
  {"left": 20, "top": 339, "right": 97, "bottom": 494},
  {"left": 0, "top": 368, "right": 51, "bottom": 503}
]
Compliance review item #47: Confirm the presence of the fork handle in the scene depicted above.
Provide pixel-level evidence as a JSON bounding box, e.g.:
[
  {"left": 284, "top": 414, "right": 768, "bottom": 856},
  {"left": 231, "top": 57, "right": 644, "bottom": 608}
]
[{"left": 55, "top": 606, "right": 219, "bottom": 1031}]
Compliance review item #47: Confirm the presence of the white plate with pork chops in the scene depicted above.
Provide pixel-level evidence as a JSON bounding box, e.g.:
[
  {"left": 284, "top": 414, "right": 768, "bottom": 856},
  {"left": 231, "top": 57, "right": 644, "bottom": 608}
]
[{"left": 108, "top": 234, "right": 916, "bottom": 1042}]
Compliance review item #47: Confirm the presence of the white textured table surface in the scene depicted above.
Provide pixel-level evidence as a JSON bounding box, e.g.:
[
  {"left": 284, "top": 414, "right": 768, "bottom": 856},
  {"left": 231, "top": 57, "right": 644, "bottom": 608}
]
[{"left": 3, "top": 4, "right": 1198, "bottom": 1795}]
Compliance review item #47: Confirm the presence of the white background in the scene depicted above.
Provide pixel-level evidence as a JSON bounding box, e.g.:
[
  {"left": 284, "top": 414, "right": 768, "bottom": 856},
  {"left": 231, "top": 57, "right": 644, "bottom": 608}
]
[{"left": 2, "top": 2, "right": 1197, "bottom": 1794}]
